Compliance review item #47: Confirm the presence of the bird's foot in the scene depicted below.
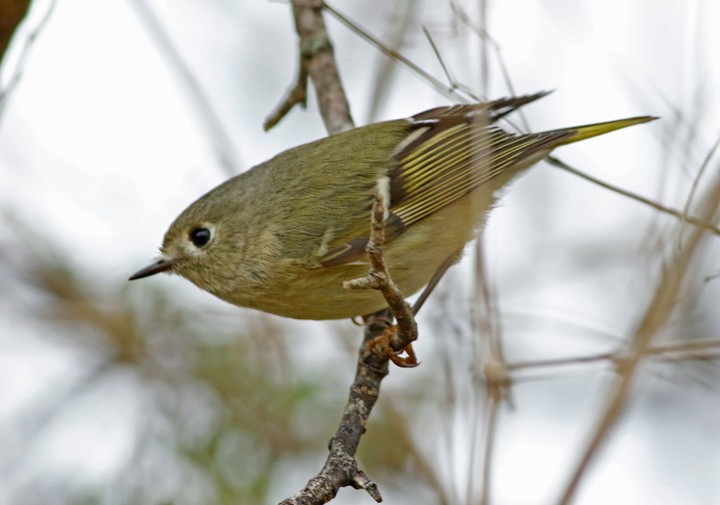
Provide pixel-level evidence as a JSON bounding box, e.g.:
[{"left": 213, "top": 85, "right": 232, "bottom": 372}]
[{"left": 369, "top": 325, "right": 419, "bottom": 368}]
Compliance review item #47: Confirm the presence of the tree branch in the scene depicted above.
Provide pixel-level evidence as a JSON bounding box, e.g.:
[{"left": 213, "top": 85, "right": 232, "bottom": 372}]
[
  {"left": 282, "top": 189, "right": 421, "bottom": 504},
  {"left": 266, "top": 0, "right": 352, "bottom": 134},
  {"left": 275, "top": 3, "right": 418, "bottom": 504},
  {"left": 280, "top": 316, "right": 388, "bottom": 505}
]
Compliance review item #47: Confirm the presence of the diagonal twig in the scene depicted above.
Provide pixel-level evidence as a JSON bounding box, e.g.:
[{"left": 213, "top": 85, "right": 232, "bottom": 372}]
[
  {"left": 323, "top": 2, "right": 471, "bottom": 104},
  {"left": 548, "top": 155, "right": 720, "bottom": 237}
]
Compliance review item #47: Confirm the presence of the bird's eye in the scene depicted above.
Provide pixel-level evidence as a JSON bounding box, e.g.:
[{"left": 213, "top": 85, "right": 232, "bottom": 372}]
[{"left": 189, "top": 227, "right": 212, "bottom": 248}]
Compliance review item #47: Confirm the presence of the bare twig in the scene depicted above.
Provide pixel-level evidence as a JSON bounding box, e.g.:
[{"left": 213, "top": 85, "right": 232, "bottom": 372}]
[
  {"left": 508, "top": 339, "right": 720, "bottom": 381},
  {"left": 478, "top": 393, "right": 499, "bottom": 505},
  {"left": 365, "top": 0, "right": 414, "bottom": 122},
  {"left": 345, "top": 191, "right": 418, "bottom": 362},
  {"left": 275, "top": 4, "right": 421, "bottom": 504},
  {"left": 421, "top": 25, "right": 480, "bottom": 101},
  {"left": 548, "top": 155, "right": 720, "bottom": 237},
  {"left": 283, "top": 188, "right": 422, "bottom": 503},
  {"left": 323, "top": 2, "right": 471, "bottom": 104},
  {"left": 471, "top": 233, "right": 510, "bottom": 503},
  {"left": 264, "top": 64, "right": 308, "bottom": 131},
  {"left": 449, "top": 0, "right": 531, "bottom": 130},
  {"left": 267, "top": 0, "right": 352, "bottom": 134},
  {"left": 279, "top": 317, "right": 388, "bottom": 504}
]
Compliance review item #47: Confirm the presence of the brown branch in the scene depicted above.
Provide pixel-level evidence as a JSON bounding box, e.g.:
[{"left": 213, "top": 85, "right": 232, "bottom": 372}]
[
  {"left": 508, "top": 338, "right": 720, "bottom": 378},
  {"left": 282, "top": 189, "right": 420, "bottom": 504},
  {"left": 0, "top": 0, "right": 32, "bottom": 64},
  {"left": 344, "top": 192, "right": 418, "bottom": 361},
  {"left": 548, "top": 155, "right": 720, "bottom": 237},
  {"left": 264, "top": 64, "right": 308, "bottom": 131},
  {"left": 275, "top": 4, "right": 419, "bottom": 504},
  {"left": 279, "top": 316, "right": 389, "bottom": 504},
  {"left": 471, "top": 234, "right": 510, "bottom": 502},
  {"left": 323, "top": 2, "right": 471, "bottom": 104},
  {"left": 266, "top": 0, "right": 352, "bottom": 134},
  {"left": 421, "top": 25, "right": 480, "bottom": 102}
]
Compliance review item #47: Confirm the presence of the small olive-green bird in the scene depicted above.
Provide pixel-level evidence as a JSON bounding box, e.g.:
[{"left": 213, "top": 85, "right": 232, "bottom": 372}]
[{"left": 130, "top": 92, "right": 654, "bottom": 319}]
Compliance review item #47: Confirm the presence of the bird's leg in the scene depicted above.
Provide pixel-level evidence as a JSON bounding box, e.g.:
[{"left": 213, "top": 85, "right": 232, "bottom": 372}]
[
  {"left": 344, "top": 189, "right": 418, "bottom": 367},
  {"left": 411, "top": 249, "right": 463, "bottom": 315}
]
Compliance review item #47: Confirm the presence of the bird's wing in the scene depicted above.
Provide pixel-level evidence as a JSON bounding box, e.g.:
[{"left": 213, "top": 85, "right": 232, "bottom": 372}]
[
  {"left": 318, "top": 93, "right": 571, "bottom": 267},
  {"left": 318, "top": 94, "right": 654, "bottom": 268}
]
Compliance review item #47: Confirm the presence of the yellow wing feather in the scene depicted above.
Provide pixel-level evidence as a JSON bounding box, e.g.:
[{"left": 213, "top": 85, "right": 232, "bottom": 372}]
[{"left": 318, "top": 95, "right": 655, "bottom": 268}]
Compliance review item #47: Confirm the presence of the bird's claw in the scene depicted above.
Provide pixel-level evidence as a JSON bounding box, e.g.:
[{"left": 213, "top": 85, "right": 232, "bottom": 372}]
[{"left": 369, "top": 325, "right": 419, "bottom": 368}]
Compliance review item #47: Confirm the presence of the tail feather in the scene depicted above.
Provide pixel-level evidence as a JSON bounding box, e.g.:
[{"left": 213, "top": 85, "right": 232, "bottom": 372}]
[{"left": 556, "top": 116, "right": 658, "bottom": 146}]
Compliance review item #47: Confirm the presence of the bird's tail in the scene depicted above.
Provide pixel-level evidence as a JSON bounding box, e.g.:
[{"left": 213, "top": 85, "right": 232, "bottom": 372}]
[{"left": 555, "top": 116, "right": 658, "bottom": 145}]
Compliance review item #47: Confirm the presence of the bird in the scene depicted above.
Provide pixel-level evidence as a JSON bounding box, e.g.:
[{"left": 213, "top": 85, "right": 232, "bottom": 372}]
[{"left": 129, "top": 92, "right": 655, "bottom": 320}]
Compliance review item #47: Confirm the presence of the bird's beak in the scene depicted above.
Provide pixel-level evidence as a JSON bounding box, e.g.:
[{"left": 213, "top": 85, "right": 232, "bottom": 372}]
[{"left": 128, "top": 256, "right": 177, "bottom": 280}]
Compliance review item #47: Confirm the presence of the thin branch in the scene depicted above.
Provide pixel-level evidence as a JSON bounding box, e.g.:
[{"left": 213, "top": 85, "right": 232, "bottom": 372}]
[
  {"left": 679, "top": 131, "right": 720, "bottom": 243},
  {"left": 279, "top": 317, "right": 387, "bottom": 504},
  {"left": 283, "top": 186, "right": 423, "bottom": 503},
  {"left": 344, "top": 191, "right": 418, "bottom": 364},
  {"left": 477, "top": 0, "right": 489, "bottom": 94},
  {"left": 471, "top": 233, "right": 510, "bottom": 503},
  {"left": 548, "top": 155, "right": 720, "bottom": 237},
  {"left": 323, "top": 2, "right": 471, "bottom": 104},
  {"left": 478, "top": 393, "right": 499, "bottom": 505},
  {"left": 365, "top": 0, "right": 414, "bottom": 123},
  {"left": 421, "top": 25, "right": 480, "bottom": 102},
  {"left": 267, "top": 0, "right": 353, "bottom": 134},
  {"left": 507, "top": 339, "right": 720, "bottom": 379},
  {"left": 264, "top": 63, "right": 308, "bottom": 131},
  {"left": 449, "top": 0, "right": 531, "bottom": 131},
  {"left": 276, "top": 4, "right": 421, "bottom": 504}
]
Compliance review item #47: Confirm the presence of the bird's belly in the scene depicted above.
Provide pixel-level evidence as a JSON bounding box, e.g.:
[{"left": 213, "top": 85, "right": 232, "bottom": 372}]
[{"left": 228, "top": 193, "right": 488, "bottom": 320}]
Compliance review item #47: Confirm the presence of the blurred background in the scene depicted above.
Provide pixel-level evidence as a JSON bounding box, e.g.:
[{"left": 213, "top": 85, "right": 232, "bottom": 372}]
[{"left": 0, "top": 0, "right": 719, "bottom": 504}]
